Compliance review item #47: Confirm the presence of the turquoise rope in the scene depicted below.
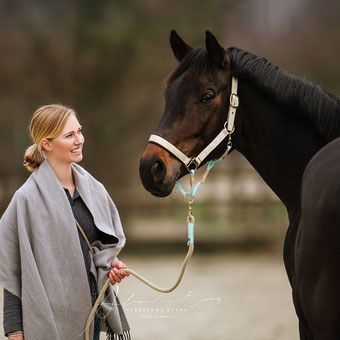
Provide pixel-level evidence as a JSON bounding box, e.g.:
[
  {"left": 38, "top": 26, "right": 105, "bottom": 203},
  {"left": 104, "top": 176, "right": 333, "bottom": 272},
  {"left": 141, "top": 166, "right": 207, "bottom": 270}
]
[
  {"left": 175, "top": 181, "right": 187, "bottom": 196},
  {"left": 176, "top": 145, "right": 231, "bottom": 198},
  {"left": 191, "top": 182, "right": 202, "bottom": 197},
  {"left": 175, "top": 145, "right": 231, "bottom": 247},
  {"left": 188, "top": 222, "right": 194, "bottom": 244},
  {"left": 207, "top": 158, "right": 221, "bottom": 171},
  {"left": 206, "top": 145, "right": 231, "bottom": 171}
]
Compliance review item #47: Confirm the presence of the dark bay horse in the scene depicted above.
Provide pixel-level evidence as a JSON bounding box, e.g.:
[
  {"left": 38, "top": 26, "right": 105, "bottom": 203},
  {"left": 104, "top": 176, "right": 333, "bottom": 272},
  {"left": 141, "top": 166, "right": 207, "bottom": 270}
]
[{"left": 139, "top": 31, "right": 340, "bottom": 339}]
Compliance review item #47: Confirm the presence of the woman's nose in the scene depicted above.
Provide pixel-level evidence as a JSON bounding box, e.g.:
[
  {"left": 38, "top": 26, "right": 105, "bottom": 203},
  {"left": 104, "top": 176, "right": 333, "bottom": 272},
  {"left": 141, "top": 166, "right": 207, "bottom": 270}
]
[{"left": 75, "top": 134, "right": 84, "bottom": 144}]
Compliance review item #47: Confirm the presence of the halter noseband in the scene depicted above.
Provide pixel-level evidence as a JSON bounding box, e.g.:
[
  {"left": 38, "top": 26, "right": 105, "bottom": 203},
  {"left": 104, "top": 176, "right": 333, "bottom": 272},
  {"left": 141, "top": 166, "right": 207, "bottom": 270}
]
[{"left": 149, "top": 76, "right": 239, "bottom": 172}]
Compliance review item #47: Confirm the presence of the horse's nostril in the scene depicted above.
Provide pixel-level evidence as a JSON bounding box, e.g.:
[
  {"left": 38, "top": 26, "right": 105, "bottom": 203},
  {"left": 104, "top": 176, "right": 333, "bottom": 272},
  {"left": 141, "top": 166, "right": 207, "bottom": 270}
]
[{"left": 151, "top": 159, "right": 166, "bottom": 184}]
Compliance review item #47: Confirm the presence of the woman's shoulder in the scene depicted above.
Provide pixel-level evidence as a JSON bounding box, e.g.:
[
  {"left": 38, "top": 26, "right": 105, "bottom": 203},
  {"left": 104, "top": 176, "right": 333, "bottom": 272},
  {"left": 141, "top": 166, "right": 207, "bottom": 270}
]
[
  {"left": 14, "top": 174, "right": 37, "bottom": 200},
  {"left": 1, "top": 175, "right": 36, "bottom": 215}
]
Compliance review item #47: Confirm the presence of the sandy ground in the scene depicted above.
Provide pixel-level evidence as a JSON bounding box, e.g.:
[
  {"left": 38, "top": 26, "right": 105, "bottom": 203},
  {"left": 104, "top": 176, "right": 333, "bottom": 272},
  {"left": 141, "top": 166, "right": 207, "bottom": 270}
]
[{"left": 0, "top": 252, "right": 299, "bottom": 340}]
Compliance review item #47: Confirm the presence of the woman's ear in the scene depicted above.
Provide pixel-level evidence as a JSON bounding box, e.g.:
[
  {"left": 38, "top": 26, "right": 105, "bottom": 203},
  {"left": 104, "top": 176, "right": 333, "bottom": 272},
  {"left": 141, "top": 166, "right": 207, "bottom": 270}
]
[{"left": 41, "top": 138, "right": 52, "bottom": 152}]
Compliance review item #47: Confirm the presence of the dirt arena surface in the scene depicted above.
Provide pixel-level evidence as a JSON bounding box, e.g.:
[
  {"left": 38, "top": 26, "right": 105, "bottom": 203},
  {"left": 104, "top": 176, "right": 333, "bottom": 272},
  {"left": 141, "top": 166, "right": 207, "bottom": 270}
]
[{"left": 0, "top": 252, "right": 299, "bottom": 340}]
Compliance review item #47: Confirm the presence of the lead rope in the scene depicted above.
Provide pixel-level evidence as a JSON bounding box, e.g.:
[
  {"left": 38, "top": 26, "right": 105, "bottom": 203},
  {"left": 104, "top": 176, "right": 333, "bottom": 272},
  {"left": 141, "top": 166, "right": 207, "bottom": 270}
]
[{"left": 83, "top": 139, "right": 232, "bottom": 340}]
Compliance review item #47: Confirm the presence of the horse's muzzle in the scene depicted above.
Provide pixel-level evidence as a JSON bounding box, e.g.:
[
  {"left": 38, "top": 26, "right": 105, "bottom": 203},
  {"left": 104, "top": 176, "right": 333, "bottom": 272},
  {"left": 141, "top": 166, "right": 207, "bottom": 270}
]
[{"left": 139, "top": 144, "right": 181, "bottom": 197}]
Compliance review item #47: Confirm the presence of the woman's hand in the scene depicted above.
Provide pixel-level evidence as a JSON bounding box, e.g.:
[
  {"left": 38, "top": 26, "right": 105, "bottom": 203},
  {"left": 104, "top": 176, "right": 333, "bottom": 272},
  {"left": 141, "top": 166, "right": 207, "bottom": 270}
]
[
  {"left": 109, "top": 259, "right": 130, "bottom": 284},
  {"left": 8, "top": 332, "right": 24, "bottom": 340}
]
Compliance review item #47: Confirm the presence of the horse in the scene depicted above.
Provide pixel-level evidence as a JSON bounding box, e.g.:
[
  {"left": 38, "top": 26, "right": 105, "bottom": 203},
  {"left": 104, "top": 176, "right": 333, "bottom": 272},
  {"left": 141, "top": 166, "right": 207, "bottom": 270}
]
[{"left": 139, "top": 30, "right": 340, "bottom": 339}]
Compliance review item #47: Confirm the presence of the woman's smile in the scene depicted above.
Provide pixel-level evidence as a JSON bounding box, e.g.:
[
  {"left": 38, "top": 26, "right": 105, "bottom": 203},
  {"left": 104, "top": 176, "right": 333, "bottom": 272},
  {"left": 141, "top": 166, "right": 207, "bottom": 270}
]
[{"left": 70, "top": 146, "right": 82, "bottom": 154}]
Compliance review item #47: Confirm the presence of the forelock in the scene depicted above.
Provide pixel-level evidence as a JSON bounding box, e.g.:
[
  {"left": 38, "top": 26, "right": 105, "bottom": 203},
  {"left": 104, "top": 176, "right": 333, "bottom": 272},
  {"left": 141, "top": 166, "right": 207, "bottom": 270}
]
[{"left": 164, "top": 47, "right": 218, "bottom": 86}]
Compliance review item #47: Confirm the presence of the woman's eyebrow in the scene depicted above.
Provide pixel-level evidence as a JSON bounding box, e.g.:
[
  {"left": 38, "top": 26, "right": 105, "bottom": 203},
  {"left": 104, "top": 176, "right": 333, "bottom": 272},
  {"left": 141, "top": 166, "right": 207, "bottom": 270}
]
[{"left": 63, "top": 126, "right": 82, "bottom": 136}]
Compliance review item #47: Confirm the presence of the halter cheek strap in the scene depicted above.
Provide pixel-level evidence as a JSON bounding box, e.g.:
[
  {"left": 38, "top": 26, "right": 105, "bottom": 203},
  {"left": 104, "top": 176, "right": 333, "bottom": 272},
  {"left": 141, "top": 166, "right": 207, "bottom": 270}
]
[{"left": 149, "top": 76, "right": 239, "bottom": 171}]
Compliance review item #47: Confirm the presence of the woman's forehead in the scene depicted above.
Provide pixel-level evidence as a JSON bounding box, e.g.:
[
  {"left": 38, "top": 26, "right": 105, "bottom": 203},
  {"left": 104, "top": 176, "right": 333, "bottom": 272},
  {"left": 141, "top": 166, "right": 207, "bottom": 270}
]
[{"left": 62, "top": 114, "right": 80, "bottom": 131}]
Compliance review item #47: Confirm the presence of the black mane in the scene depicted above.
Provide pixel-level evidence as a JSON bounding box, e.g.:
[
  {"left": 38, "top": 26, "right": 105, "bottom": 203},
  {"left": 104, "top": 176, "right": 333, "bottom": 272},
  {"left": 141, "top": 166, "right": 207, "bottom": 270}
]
[
  {"left": 227, "top": 47, "right": 340, "bottom": 141},
  {"left": 167, "top": 45, "right": 340, "bottom": 141}
]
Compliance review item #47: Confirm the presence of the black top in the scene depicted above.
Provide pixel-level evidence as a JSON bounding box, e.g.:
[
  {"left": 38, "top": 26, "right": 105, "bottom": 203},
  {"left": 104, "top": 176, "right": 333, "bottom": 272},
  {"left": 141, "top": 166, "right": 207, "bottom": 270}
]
[{"left": 3, "top": 187, "right": 115, "bottom": 336}]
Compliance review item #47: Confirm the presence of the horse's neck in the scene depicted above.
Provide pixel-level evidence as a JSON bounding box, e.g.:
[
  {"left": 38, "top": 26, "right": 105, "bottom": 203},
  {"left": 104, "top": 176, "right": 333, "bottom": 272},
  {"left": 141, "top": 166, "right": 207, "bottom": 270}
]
[{"left": 234, "top": 82, "right": 326, "bottom": 217}]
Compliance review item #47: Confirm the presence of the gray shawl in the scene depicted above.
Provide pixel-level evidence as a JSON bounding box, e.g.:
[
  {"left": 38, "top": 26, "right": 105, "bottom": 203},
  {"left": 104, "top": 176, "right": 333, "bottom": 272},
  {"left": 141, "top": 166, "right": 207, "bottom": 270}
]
[{"left": 0, "top": 160, "right": 130, "bottom": 339}]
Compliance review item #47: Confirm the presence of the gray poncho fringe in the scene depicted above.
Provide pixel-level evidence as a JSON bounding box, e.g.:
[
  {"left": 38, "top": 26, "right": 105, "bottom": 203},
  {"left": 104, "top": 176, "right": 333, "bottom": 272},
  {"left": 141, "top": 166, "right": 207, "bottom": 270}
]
[{"left": 0, "top": 160, "right": 130, "bottom": 339}]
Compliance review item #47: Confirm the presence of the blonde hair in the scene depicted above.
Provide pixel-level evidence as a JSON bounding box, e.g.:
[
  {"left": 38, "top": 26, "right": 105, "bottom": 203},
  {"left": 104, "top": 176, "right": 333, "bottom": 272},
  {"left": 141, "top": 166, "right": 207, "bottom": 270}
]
[{"left": 24, "top": 104, "right": 77, "bottom": 172}]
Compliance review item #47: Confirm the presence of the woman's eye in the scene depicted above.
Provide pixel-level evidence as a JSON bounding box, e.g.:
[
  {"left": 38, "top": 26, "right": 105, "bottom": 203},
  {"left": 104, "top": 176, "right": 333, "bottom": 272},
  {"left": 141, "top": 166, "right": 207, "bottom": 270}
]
[
  {"left": 200, "top": 93, "right": 215, "bottom": 103},
  {"left": 66, "top": 134, "right": 72, "bottom": 138}
]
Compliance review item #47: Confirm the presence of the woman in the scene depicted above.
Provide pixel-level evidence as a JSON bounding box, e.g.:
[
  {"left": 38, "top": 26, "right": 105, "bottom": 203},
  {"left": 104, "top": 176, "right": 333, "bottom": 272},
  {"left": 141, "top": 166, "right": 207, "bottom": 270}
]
[{"left": 0, "top": 104, "right": 130, "bottom": 340}]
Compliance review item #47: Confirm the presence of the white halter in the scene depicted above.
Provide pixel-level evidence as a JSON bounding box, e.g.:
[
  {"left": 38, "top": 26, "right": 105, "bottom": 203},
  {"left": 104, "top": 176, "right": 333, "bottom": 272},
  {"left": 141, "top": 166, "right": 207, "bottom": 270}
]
[{"left": 149, "top": 76, "right": 239, "bottom": 171}]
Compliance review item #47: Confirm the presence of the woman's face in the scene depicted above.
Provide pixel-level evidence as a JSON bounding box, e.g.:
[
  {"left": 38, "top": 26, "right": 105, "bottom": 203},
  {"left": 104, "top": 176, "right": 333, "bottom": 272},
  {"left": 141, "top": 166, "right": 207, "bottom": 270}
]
[{"left": 43, "top": 114, "right": 85, "bottom": 165}]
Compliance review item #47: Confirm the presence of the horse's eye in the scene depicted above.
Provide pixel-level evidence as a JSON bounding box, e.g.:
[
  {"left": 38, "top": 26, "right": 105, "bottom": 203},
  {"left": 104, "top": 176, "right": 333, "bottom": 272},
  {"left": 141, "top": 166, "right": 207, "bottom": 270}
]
[{"left": 200, "top": 93, "right": 215, "bottom": 103}]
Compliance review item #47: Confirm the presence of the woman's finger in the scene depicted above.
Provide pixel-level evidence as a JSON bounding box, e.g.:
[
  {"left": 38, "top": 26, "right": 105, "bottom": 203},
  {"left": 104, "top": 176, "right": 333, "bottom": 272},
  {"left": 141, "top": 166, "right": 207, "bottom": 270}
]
[
  {"left": 109, "top": 270, "right": 121, "bottom": 283},
  {"left": 113, "top": 268, "right": 125, "bottom": 280},
  {"left": 117, "top": 261, "right": 127, "bottom": 269},
  {"left": 111, "top": 260, "right": 130, "bottom": 277},
  {"left": 117, "top": 262, "right": 130, "bottom": 276},
  {"left": 121, "top": 269, "right": 130, "bottom": 277},
  {"left": 117, "top": 267, "right": 130, "bottom": 277},
  {"left": 111, "top": 271, "right": 121, "bottom": 282},
  {"left": 109, "top": 275, "right": 120, "bottom": 284}
]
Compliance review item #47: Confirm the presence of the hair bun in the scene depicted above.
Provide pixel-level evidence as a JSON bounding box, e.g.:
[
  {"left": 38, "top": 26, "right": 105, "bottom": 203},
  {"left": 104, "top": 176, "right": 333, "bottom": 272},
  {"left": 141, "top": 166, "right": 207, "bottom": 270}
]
[{"left": 23, "top": 144, "right": 45, "bottom": 173}]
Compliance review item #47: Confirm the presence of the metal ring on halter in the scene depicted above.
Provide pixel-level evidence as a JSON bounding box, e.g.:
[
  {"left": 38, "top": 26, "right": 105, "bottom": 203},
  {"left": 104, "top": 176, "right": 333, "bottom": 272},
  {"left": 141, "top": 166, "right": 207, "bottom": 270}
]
[
  {"left": 185, "top": 158, "right": 199, "bottom": 172},
  {"left": 184, "top": 194, "right": 195, "bottom": 204},
  {"left": 186, "top": 215, "right": 195, "bottom": 223},
  {"left": 223, "top": 121, "right": 235, "bottom": 134}
]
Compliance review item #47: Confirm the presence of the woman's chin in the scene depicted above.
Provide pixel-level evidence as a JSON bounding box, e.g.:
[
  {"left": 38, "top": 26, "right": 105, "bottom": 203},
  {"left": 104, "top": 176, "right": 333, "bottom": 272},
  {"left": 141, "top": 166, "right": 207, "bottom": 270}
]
[{"left": 70, "top": 153, "right": 83, "bottom": 163}]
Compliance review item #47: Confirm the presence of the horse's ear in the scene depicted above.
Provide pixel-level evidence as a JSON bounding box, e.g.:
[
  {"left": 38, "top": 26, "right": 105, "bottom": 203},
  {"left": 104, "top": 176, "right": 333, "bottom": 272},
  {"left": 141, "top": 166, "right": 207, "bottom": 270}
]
[
  {"left": 170, "top": 30, "right": 193, "bottom": 62},
  {"left": 205, "top": 31, "right": 229, "bottom": 69}
]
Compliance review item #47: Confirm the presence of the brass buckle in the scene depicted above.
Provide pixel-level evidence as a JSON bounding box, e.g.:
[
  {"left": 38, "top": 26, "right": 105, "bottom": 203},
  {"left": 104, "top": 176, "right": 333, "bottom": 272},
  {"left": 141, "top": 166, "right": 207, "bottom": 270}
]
[
  {"left": 230, "top": 93, "right": 239, "bottom": 108},
  {"left": 185, "top": 158, "right": 199, "bottom": 172},
  {"left": 223, "top": 121, "right": 235, "bottom": 134}
]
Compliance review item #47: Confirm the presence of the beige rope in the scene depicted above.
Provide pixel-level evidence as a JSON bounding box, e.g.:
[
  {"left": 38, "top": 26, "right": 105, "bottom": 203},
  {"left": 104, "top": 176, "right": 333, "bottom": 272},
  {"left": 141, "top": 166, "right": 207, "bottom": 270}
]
[
  {"left": 76, "top": 218, "right": 194, "bottom": 340},
  {"left": 75, "top": 220, "right": 95, "bottom": 256},
  {"left": 120, "top": 243, "right": 194, "bottom": 293}
]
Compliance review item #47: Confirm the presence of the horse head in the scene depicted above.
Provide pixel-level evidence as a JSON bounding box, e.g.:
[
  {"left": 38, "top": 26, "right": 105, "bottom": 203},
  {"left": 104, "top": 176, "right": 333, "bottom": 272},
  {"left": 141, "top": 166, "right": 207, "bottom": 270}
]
[{"left": 139, "top": 31, "right": 234, "bottom": 197}]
